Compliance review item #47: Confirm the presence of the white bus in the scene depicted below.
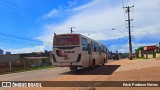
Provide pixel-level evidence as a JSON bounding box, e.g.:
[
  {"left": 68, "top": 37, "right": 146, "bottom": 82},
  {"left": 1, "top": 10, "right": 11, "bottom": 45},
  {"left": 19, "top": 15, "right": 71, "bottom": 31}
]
[{"left": 51, "top": 34, "right": 108, "bottom": 71}]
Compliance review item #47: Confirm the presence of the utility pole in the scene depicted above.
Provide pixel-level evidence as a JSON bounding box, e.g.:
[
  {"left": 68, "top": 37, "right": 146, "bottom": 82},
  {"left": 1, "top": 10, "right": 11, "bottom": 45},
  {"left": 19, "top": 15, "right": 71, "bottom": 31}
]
[
  {"left": 70, "top": 27, "right": 75, "bottom": 34},
  {"left": 123, "top": 6, "right": 134, "bottom": 60}
]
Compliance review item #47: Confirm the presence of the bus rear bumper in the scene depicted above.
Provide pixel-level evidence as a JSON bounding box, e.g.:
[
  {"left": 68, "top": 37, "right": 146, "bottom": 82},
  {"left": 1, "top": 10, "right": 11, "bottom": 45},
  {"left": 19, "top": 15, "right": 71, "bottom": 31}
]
[{"left": 52, "top": 62, "right": 81, "bottom": 67}]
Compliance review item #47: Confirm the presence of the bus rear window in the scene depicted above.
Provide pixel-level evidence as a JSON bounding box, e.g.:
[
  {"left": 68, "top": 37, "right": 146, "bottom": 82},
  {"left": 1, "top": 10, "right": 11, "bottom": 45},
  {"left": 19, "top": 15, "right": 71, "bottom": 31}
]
[{"left": 54, "top": 35, "right": 80, "bottom": 46}]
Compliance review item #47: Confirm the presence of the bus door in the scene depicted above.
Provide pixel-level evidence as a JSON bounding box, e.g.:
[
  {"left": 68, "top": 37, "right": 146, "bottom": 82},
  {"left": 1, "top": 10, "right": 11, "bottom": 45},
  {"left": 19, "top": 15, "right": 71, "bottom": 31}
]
[{"left": 88, "top": 43, "right": 92, "bottom": 66}]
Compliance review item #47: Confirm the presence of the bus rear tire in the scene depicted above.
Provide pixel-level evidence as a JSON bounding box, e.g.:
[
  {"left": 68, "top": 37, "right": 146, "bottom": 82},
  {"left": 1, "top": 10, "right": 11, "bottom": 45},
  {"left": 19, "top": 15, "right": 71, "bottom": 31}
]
[
  {"left": 92, "top": 59, "right": 95, "bottom": 69},
  {"left": 69, "top": 66, "right": 78, "bottom": 71},
  {"left": 102, "top": 58, "right": 106, "bottom": 65}
]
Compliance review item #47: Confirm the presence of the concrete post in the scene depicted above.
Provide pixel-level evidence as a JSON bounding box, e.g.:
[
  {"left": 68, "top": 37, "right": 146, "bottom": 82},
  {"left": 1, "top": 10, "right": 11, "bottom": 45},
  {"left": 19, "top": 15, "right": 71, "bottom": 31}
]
[
  {"left": 9, "top": 62, "right": 11, "bottom": 72},
  {"left": 24, "top": 61, "right": 25, "bottom": 70},
  {"left": 146, "top": 52, "right": 148, "bottom": 59}
]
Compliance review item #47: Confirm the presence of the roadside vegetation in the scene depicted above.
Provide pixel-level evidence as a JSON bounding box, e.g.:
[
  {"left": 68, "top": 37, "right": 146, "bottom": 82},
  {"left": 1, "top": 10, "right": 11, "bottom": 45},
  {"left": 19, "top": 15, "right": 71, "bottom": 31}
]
[
  {"left": 0, "top": 65, "right": 54, "bottom": 75},
  {"left": 135, "top": 57, "right": 149, "bottom": 60}
]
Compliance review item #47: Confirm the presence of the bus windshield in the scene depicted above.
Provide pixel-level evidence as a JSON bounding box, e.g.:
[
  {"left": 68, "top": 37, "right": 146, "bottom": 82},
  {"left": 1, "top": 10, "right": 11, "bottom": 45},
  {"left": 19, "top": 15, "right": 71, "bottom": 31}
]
[{"left": 54, "top": 35, "right": 80, "bottom": 46}]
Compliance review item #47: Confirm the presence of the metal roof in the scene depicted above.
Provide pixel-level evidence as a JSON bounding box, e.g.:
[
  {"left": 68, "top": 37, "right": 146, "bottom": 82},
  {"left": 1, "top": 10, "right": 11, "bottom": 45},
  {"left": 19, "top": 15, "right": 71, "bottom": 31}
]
[{"left": 0, "top": 53, "right": 49, "bottom": 62}]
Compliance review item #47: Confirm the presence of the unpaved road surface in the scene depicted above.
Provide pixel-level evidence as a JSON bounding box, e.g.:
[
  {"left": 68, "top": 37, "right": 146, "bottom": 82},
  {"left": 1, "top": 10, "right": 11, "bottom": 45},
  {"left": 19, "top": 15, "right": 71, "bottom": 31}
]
[{"left": 1, "top": 59, "right": 160, "bottom": 90}]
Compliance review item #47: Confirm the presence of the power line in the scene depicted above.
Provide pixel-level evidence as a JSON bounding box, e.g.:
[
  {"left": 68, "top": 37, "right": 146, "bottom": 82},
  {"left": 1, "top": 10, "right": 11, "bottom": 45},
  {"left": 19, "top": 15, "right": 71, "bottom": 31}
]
[
  {"left": 0, "top": 39, "right": 40, "bottom": 46},
  {"left": 0, "top": 1, "right": 43, "bottom": 28},
  {"left": 0, "top": 36, "right": 53, "bottom": 47},
  {"left": 124, "top": 0, "right": 128, "bottom": 6},
  {"left": 121, "top": 0, "right": 128, "bottom": 29},
  {"left": 0, "top": 8, "right": 42, "bottom": 28},
  {"left": 0, "top": 32, "right": 54, "bottom": 46},
  {"left": 121, "top": 0, "right": 125, "bottom": 7},
  {"left": 0, "top": 38, "right": 41, "bottom": 46},
  {"left": 0, "top": 0, "right": 40, "bottom": 18},
  {"left": 0, "top": 36, "right": 41, "bottom": 44},
  {"left": 0, "top": 0, "right": 54, "bottom": 23},
  {"left": 0, "top": 32, "right": 42, "bottom": 43},
  {"left": 0, "top": 9, "right": 41, "bottom": 28},
  {"left": 111, "top": 28, "right": 128, "bottom": 37}
]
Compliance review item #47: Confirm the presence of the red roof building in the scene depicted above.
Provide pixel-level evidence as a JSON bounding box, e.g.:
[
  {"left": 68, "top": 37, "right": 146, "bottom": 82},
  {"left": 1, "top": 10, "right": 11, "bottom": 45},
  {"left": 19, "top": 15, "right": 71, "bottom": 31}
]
[
  {"left": 144, "top": 45, "right": 156, "bottom": 51},
  {"left": 143, "top": 45, "right": 157, "bottom": 58}
]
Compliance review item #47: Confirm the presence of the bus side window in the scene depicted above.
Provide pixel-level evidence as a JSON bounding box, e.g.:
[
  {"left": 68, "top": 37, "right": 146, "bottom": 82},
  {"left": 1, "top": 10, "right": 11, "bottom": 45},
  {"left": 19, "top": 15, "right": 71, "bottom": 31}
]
[
  {"left": 91, "top": 41, "right": 94, "bottom": 52},
  {"left": 82, "top": 38, "right": 88, "bottom": 51},
  {"left": 101, "top": 45, "right": 104, "bottom": 52},
  {"left": 96, "top": 43, "right": 99, "bottom": 52},
  {"left": 94, "top": 42, "right": 97, "bottom": 52},
  {"left": 104, "top": 46, "right": 105, "bottom": 52},
  {"left": 103, "top": 46, "right": 105, "bottom": 52},
  {"left": 106, "top": 48, "right": 108, "bottom": 54}
]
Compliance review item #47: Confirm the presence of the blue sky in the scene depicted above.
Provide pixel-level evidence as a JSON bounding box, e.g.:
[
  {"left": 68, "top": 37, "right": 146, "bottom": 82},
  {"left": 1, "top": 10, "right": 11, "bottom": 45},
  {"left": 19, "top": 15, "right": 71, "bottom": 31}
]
[{"left": 0, "top": 0, "right": 160, "bottom": 54}]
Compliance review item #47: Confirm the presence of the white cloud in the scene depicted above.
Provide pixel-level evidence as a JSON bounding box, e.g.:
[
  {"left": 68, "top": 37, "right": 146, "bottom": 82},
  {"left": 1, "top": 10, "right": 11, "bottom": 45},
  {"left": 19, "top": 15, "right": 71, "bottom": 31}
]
[
  {"left": 38, "top": 0, "right": 126, "bottom": 42},
  {"left": 4, "top": 45, "right": 45, "bottom": 54},
  {"left": 42, "top": 9, "right": 59, "bottom": 19},
  {"left": 35, "top": 0, "right": 160, "bottom": 53},
  {"left": 69, "top": 0, "right": 100, "bottom": 11},
  {"left": 133, "top": 24, "right": 160, "bottom": 40},
  {"left": 67, "top": 0, "right": 78, "bottom": 7},
  {"left": 3, "top": 0, "right": 158, "bottom": 54}
]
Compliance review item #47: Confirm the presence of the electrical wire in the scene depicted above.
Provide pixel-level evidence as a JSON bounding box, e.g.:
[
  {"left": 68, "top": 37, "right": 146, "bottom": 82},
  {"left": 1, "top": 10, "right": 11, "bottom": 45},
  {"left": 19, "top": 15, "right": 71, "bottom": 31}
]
[
  {"left": 0, "top": 8, "right": 42, "bottom": 28},
  {"left": 0, "top": 32, "right": 41, "bottom": 43},
  {"left": 0, "top": 0, "right": 40, "bottom": 18},
  {"left": 0, "top": 1, "right": 42, "bottom": 28},
  {"left": 0, "top": 0, "right": 54, "bottom": 23}
]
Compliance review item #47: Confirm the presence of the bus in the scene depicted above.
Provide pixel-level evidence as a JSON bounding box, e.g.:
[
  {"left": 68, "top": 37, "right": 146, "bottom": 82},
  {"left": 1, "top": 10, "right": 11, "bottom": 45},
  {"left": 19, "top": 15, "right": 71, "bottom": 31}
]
[{"left": 51, "top": 33, "right": 108, "bottom": 71}]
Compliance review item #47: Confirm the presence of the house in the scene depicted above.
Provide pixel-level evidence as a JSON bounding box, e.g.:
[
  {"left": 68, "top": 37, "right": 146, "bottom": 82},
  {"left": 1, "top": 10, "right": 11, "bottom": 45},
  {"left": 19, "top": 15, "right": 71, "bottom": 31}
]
[
  {"left": 0, "top": 51, "right": 51, "bottom": 72},
  {"left": 135, "top": 43, "right": 160, "bottom": 59},
  {"left": 144, "top": 45, "right": 156, "bottom": 58}
]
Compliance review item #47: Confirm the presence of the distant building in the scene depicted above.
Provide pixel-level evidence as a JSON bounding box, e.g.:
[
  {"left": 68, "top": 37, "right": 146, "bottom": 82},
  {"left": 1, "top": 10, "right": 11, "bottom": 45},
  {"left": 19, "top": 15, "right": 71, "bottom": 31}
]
[
  {"left": 0, "top": 49, "right": 3, "bottom": 55},
  {"left": 6, "top": 51, "right": 11, "bottom": 55},
  {"left": 108, "top": 51, "right": 113, "bottom": 59},
  {"left": 0, "top": 52, "right": 51, "bottom": 72}
]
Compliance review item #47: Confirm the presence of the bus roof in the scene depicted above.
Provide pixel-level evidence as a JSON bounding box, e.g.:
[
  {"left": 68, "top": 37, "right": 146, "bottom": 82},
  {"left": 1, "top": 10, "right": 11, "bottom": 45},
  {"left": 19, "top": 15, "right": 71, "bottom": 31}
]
[
  {"left": 80, "top": 34, "right": 107, "bottom": 47},
  {"left": 54, "top": 33, "right": 107, "bottom": 47},
  {"left": 54, "top": 33, "right": 80, "bottom": 36}
]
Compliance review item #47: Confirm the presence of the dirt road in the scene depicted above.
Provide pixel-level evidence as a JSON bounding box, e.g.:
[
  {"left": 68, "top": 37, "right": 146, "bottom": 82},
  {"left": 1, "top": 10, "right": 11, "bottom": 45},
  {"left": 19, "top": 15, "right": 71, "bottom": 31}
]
[{"left": 1, "top": 59, "right": 160, "bottom": 90}]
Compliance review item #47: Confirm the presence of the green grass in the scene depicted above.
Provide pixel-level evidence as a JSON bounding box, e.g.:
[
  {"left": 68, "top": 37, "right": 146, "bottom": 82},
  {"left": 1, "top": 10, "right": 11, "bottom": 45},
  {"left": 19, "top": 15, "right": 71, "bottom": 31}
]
[{"left": 0, "top": 65, "right": 55, "bottom": 75}]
